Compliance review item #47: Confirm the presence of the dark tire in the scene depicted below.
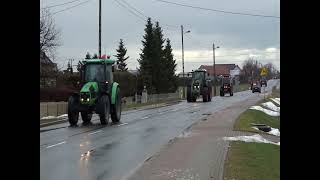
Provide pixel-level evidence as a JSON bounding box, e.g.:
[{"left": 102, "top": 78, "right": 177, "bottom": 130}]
[
  {"left": 203, "top": 87, "right": 208, "bottom": 102},
  {"left": 208, "top": 88, "right": 212, "bottom": 101},
  {"left": 230, "top": 91, "right": 233, "bottom": 96},
  {"left": 220, "top": 90, "right": 224, "bottom": 96},
  {"left": 252, "top": 90, "right": 255, "bottom": 93},
  {"left": 81, "top": 112, "right": 92, "bottom": 124},
  {"left": 111, "top": 88, "right": 121, "bottom": 123},
  {"left": 192, "top": 96, "right": 197, "bottom": 102},
  {"left": 68, "top": 96, "right": 79, "bottom": 126},
  {"left": 98, "top": 95, "right": 110, "bottom": 125},
  {"left": 187, "top": 86, "right": 192, "bottom": 102}
]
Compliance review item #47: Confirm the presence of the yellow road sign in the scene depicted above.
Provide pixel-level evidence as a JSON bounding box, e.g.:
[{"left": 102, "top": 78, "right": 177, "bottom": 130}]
[{"left": 261, "top": 68, "right": 268, "bottom": 76}]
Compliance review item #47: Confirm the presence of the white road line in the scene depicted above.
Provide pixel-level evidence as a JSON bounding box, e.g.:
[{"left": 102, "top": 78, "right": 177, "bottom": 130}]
[
  {"left": 88, "top": 130, "right": 102, "bottom": 135},
  {"left": 46, "top": 141, "right": 66, "bottom": 149},
  {"left": 141, "top": 116, "right": 149, "bottom": 119},
  {"left": 117, "top": 122, "right": 129, "bottom": 127}
]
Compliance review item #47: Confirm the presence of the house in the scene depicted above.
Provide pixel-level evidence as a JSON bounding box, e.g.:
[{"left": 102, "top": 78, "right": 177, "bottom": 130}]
[
  {"left": 40, "top": 51, "right": 58, "bottom": 88},
  {"left": 199, "top": 64, "right": 241, "bottom": 78},
  {"left": 177, "top": 72, "right": 192, "bottom": 78}
]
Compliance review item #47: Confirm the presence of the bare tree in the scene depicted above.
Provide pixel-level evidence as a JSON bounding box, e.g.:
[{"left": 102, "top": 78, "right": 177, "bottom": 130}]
[{"left": 40, "top": 9, "right": 61, "bottom": 59}]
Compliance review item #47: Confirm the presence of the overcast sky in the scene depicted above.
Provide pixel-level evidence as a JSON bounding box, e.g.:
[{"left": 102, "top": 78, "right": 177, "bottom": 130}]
[{"left": 40, "top": 0, "right": 280, "bottom": 73}]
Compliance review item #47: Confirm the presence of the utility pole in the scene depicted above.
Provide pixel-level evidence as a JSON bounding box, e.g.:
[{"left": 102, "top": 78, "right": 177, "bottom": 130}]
[
  {"left": 181, "top": 25, "right": 185, "bottom": 98},
  {"left": 99, "top": 0, "right": 101, "bottom": 58},
  {"left": 212, "top": 43, "right": 219, "bottom": 96}
]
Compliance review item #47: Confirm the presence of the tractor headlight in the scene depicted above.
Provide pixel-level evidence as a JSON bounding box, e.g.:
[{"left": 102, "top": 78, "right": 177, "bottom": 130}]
[
  {"left": 87, "top": 98, "right": 90, "bottom": 102},
  {"left": 81, "top": 98, "right": 84, "bottom": 101}
]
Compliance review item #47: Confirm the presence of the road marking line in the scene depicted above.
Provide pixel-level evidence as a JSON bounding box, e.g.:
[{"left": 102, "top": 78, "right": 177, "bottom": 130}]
[
  {"left": 46, "top": 141, "right": 66, "bottom": 148},
  {"left": 141, "top": 116, "right": 149, "bottom": 119},
  {"left": 117, "top": 122, "right": 128, "bottom": 127},
  {"left": 88, "top": 130, "right": 102, "bottom": 135}
]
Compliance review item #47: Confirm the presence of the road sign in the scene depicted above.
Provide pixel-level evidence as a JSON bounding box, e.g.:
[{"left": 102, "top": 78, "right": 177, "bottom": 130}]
[{"left": 260, "top": 68, "right": 268, "bottom": 76}]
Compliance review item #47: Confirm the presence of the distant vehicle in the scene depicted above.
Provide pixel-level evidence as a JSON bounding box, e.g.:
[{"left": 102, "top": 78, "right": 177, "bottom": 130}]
[
  {"left": 260, "top": 77, "right": 267, "bottom": 87},
  {"left": 220, "top": 76, "right": 233, "bottom": 96},
  {"left": 252, "top": 81, "right": 261, "bottom": 93},
  {"left": 186, "top": 69, "right": 212, "bottom": 102}
]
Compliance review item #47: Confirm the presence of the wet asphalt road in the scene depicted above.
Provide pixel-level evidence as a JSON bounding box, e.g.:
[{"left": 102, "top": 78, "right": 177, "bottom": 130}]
[{"left": 40, "top": 80, "right": 279, "bottom": 180}]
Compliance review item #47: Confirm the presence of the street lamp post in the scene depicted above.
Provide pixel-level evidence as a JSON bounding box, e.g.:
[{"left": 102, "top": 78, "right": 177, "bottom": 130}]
[
  {"left": 213, "top": 43, "right": 219, "bottom": 96},
  {"left": 181, "top": 25, "right": 190, "bottom": 99}
]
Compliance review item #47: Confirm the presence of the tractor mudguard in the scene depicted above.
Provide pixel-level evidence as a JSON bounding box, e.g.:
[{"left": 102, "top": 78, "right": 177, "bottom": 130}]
[{"left": 111, "top": 82, "right": 119, "bottom": 105}]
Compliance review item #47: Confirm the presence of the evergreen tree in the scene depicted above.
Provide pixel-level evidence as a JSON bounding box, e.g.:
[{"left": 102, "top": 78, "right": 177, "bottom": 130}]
[
  {"left": 163, "top": 38, "right": 178, "bottom": 92},
  {"left": 137, "top": 18, "right": 155, "bottom": 93},
  {"left": 114, "top": 39, "right": 129, "bottom": 71},
  {"left": 92, "top": 53, "right": 98, "bottom": 59},
  {"left": 152, "top": 21, "right": 166, "bottom": 93}
]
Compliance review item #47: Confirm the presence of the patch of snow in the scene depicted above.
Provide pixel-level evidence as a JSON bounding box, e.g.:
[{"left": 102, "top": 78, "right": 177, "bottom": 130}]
[
  {"left": 270, "top": 98, "right": 280, "bottom": 105},
  {"left": 261, "top": 101, "right": 280, "bottom": 112},
  {"left": 223, "top": 134, "right": 279, "bottom": 145},
  {"left": 275, "top": 98, "right": 280, "bottom": 101},
  {"left": 251, "top": 126, "right": 280, "bottom": 136},
  {"left": 41, "top": 116, "right": 56, "bottom": 120},
  {"left": 57, "top": 114, "right": 68, "bottom": 118},
  {"left": 41, "top": 114, "right": 68, "bottom": 120},
  {"left": 250, "top": 106, "right": 280, "bottom": 116}
]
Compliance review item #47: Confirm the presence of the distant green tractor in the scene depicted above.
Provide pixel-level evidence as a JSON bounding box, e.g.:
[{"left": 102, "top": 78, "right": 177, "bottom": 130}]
[
  {"left": 186, "top": 69, "right": 212, "bottom": 102},
  {"left": 67, "top": 58, "right": 121, "bottom": 126}
]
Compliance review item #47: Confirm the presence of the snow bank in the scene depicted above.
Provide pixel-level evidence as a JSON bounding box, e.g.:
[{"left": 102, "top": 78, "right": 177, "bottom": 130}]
[
  {"left": 261, "top": 101, "right": 280, "bottom": 112},
  {"left": 41, "top": 114, "right": 68, "bottom": 120},
  {"left": 223, "top": 134, "right": 279, "bottom": 145},
  {"left": 270, "top": 98, "right": 280, "bottom": 105},
  {"left": 249, "top": 106, "right": 280, "bottom": 116},
  {"left": 268, "top": 128, "right": 280, "bottom": 136},
  {"left": 252, "top": 126, "right": 280, "bottom": 136}
]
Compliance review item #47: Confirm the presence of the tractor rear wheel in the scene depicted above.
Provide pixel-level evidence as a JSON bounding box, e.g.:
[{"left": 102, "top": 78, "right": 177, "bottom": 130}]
[
  {"left": 220, "top": 89, "right": 224, "bottom": 96},
  {"left": 68, "top": 96, "right": 79, "bottom": 126},
  {"left": 111, "top": 88, "right": 121, "bottom": 123},
  {"left": 187, "top": 86, "right": 192, "bottom": 102},
  {"left": 98, "top": 95, "right": 110, "bottom": 125},
  {"left": 203, "top": 87, "right": 208, "bottom": 102},
  {"left": 81, "top": 112, "right": 92, "bottom": 125},
  {"left": 230, "top": 91, "right": 233, "bottom": 96},
  {"left": 208, "top": 88, "right": 212, "bottom": 101}
]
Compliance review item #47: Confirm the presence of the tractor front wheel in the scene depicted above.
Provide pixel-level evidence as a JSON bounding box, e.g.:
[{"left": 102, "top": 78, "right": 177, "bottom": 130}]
[
  {"left": 81, "top": 112, "right": 92, "bottom": 125},
  {"left": 98, "top": 95, "right": 110, "bottom": 125},
  {"left": 187, "top": 86, "right": 192, "bottom": 102},
  {"left": 68, "top": 96, "right": 79, "bottom": 126},
  {"left": 111, "top": 88, "right": 121, "bottom": 123}
]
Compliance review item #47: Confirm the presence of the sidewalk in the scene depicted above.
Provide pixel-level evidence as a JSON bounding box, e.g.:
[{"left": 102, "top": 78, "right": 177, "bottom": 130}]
[{"left": 129, "top": 96, "right": 279, "bottom": 180}]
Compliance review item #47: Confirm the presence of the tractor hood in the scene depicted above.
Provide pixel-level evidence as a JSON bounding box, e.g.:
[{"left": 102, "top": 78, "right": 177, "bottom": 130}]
[{"left": 80, "top": 82, "right": 99, "bottom": 93}]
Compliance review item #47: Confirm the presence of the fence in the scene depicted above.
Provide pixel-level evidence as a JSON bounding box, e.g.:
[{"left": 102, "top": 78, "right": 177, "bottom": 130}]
[{"left": 40, "top": 92, "right": 181, "bottom": 119}]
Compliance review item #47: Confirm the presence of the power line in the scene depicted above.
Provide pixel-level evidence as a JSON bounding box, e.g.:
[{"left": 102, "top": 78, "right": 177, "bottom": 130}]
[
  {"left": 41, "top": 0, "right": 83, "bottom": 9},
  {"left": 117, "top": 0, "right": 179, "bottom": 30},
  {"left": 113, "top": 0, "right": 146, "bottom": 22},
  {"left": 154, "top": 0, "right": 280, "bottom": 19},
  {"left": 46, "top": 0, "right": 93, "bottom": 17}
]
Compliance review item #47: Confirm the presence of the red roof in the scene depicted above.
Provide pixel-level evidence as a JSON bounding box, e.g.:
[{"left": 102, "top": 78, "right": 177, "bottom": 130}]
[{"left": 199, "top": 64, "right": 238, "bottom": 76}]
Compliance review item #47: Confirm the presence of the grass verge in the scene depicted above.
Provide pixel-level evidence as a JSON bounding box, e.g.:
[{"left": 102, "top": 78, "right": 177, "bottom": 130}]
[{"left": 224, "top": 141, "right": 280, "bottom": 180}]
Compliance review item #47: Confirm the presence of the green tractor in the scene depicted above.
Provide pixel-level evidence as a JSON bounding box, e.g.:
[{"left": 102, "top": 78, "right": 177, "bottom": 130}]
[
  {"left": 67, "top": 58, "right": 121, "bottom": 126},
  {"left": 186, "top": 69, "right": 212, "bottom": 102}
]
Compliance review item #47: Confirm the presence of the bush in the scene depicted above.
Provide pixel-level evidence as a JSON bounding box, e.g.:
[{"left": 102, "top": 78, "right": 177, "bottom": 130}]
[{"left": 40, "top": 87, "right": 78, "bottom": 102}]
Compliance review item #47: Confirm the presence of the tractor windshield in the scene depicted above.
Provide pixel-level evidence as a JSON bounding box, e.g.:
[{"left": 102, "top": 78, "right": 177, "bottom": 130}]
[
  {"left": 84, "top": 64, "right": 109, "bottom": 82},
  {"left": 192, "top": 71, "right": 204, "bottom": 80}
]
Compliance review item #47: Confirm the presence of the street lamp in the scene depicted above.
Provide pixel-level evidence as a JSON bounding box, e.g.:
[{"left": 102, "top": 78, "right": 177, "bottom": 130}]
[
  {"left": 213, "top": 43, "right": 219, "bottom": 96},
  {"left": 181, "top": 25, "right": 190, "bottom": 99}
]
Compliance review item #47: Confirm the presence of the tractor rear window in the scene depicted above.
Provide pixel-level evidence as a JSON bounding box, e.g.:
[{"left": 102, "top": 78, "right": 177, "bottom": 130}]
[{"left": 84, "top": 64, "right": 109, "bottom": 82}]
